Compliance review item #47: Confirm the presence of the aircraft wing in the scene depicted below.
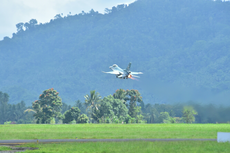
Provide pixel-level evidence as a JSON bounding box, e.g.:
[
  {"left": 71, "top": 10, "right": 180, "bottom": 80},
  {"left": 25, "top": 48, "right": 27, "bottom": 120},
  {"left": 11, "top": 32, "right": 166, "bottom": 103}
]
[
  {"left": 130, "top": 72, "right": 143, "bottom": 75},
  {"left": 102, "top": 71, "right": 122, "bottom": 75}
]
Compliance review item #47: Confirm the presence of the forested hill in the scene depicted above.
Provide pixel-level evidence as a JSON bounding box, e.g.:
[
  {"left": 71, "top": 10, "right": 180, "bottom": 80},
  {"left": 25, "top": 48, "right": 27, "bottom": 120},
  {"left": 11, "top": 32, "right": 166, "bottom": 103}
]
[{"left": 0, "top": 0, "right": 230, "bottom": 105}]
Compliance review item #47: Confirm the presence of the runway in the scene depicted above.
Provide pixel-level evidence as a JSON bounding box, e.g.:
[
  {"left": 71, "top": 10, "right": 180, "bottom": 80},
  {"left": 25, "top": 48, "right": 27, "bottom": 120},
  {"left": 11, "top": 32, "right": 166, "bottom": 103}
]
[{"left": 0, "top": 139, "right": 216, "bottom": 145}]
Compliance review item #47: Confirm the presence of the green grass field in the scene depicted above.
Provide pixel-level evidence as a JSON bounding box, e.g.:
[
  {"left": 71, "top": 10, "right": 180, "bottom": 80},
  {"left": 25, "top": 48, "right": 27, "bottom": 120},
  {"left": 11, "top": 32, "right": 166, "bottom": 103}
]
[
  {"left": 0, "top": 146, "right": 12, "bottom": 151},
  {"left": 1, "top": 124, "right": 230, "bottom": 153},
  {"left": 0, "top": 124, "right": 230, "bottom": 140},
  {"left": 17, "top": 141, "right": 230, "bottom": 153}
]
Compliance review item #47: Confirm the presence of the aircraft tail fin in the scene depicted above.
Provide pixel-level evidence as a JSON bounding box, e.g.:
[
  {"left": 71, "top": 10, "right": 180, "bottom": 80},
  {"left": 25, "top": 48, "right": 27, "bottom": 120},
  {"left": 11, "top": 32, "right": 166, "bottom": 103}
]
[{"left": 126, "top": 62, "right": 131, "bottom": 71}]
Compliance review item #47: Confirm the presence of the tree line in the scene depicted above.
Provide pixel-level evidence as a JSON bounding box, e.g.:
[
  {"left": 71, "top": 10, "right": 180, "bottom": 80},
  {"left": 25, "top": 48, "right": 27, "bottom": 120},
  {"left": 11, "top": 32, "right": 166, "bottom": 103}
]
[
  {"left": 0, "top": 91, "right": 34, "bottom": 124},
  {"left": 1, "top": 89, "right": 230, "bottom": 124}
]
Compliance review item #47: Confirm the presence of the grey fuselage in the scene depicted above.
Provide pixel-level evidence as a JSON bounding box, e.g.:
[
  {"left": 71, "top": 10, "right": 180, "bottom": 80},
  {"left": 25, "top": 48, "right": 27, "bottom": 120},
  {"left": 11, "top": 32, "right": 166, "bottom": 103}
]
[{"left": 109, "top": 64, "right": 130, "bottom": 79}]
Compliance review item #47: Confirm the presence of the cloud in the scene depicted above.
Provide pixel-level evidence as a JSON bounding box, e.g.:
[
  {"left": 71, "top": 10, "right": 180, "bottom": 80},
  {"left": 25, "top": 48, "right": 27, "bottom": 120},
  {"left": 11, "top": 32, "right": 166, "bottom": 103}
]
[{"left": 0, "top": 0, "right": 135, "bottom": 40}]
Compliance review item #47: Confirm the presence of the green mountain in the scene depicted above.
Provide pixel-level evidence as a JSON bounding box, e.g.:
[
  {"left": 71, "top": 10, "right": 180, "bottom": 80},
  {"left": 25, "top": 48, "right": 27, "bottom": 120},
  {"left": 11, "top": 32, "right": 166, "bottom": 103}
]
[{"left": 0, "top": 0, "right": 230, "bottom": 105}]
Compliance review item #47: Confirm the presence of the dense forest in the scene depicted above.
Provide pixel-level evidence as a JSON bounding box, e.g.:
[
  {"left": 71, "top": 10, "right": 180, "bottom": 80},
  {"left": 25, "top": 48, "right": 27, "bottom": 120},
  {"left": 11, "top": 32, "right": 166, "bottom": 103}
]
[{"left": 0, "top": 0, "right": 230, "bottom": 106}]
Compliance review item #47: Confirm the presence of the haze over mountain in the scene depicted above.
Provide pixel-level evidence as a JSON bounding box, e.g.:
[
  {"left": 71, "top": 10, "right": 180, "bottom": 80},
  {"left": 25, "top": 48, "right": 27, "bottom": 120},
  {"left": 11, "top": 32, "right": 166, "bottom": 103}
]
[{"left": 0, "top": 0, "right": 230, "bottom": 106}]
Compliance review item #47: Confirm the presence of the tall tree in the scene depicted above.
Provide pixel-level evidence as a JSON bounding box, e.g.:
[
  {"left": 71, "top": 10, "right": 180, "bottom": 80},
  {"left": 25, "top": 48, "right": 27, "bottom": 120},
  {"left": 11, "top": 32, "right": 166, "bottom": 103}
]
[
  {"left": 74, "top": 100, "right": 86, "bottom": 114},
  {"left": 182, "top": 106, "right": 198, "bottom": 123},
  {"left": 0, "top": 92, "right": 9, "bottom": 124},
  {"left": 144, "top": 103, "right": 159, "bottom": 123},
  {"left": 63, "top": 107, "right": 81, "bottom": 123},
  {"left": 158, "top": 112, "right": 171, "bottom": 123},
  {"left": 84, "top": 90, "right": 101, "bottom": 123},
  {"left": 113, "top": 89, "right": 127, "bottom": 104},
  {"left": 61, "top": 102, "right": 72, "bottom": 114},
  {"left": 16, "top": 23, "right": 24, "bottom": 32},
  {"left": 24, "top": 19, "right": 38, "bottom": 30},
  {"left": 32, "top": 88, "right": 62, "bottom": 124},
  {"left": 8, "top": 101, "right": 27, "bottom": 123},
  {"left": 125, "top": 89, "right": 143, "bottom": 118},
  {"left": 94, "top": 95, "right": 128, "bottom": 123}
]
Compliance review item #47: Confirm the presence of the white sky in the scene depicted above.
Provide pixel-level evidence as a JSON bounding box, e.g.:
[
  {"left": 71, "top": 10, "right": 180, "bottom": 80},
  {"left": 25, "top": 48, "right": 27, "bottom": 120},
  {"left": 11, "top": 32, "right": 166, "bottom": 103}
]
[{"left": 0, "top": 0, "right": 135, "bottom": 40}]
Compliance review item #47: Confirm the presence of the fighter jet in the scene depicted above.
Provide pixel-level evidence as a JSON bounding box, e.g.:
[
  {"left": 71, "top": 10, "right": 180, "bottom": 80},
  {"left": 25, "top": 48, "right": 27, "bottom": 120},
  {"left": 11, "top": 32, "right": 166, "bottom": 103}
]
[{"left": 102, "top": 62, "right": 143, "bottom": 79}]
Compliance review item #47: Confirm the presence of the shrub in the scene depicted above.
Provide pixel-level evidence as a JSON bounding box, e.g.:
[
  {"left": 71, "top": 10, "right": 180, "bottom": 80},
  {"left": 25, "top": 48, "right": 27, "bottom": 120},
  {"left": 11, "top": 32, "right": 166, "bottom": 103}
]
[{"left": 78, "top": 114, "right": 89, "bottom": 123}]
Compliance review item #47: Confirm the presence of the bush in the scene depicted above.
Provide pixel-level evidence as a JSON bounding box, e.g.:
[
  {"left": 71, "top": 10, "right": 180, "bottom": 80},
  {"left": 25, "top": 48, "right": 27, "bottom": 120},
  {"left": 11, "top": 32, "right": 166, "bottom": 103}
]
[
  {"left": 136, "top": 114, "right": 144, "bottom": 123},
  {"left": 77, "top": 114, "right": 89, "bottom": 123},
  {"left": 71, "top": 120, "right": 76, "bottom": 124},
  {"left": 4, "top": 121, "right": 12, "bottom": 125},
  {"left": 130, "top": 118, "right": 136, "bottom": 123},
  {"left": 50, "top": 118, "right": 55, "bottom": 124},
  {"left": 63, "top": 107, "right": 80, "bottom": 124},
  {"left": 158, "top": 112, "right": 170, "bottom": 123},
  {"left": 125, "top": 115, "right": 132, "bottom": 124},
  {"left": 112, "top": 116, "right": 119, "bottom": 124},
  {"left": 106, "top": 117, "right": 111, "bottom": 123}
]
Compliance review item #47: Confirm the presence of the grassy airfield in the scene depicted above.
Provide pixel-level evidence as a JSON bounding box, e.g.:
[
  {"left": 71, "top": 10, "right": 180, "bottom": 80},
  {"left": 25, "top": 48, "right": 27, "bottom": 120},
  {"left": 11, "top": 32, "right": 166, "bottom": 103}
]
[
  {"left": 0, "top": 146, "right": 12, "bottom": 151},
  {"left": 1, "top": 124, "right": 230, "bottom": 153},
  {"left": 0, "top": 124, "right": 230, "bottom": 140},
  {"left": 14, "top": 141, "right": 230, "bottom": 153}
]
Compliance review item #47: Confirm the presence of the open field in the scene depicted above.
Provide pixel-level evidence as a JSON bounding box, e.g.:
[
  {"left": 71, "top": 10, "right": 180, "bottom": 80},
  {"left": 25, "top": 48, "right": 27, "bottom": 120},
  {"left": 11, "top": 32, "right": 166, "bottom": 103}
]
[
  {"left": 1, "top": 124, "right": 230, "bottom": 140},
  {"left": 0, "top": 146, "right": 12, "bottom": 151},
  {"left": 14, "top": 141, "right": 230, "bottom": 153},
  {"left": 1, "top": 124, "right": 230, "bottom": 153}
]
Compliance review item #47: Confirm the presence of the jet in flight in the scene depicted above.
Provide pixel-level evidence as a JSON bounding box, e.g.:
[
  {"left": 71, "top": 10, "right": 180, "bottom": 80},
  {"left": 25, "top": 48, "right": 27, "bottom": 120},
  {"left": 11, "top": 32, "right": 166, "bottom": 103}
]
[{"left": 102, "top": 62, "right": 143, "bottom": 79}]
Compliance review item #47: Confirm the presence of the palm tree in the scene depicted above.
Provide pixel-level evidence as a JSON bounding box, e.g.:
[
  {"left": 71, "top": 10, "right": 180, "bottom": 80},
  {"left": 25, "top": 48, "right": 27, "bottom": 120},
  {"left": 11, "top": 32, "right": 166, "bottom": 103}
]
[
  {"left": 84, "top": 90, "right": 101, "bottom": 122},
  {"left": 84, "top": 90, "right": 101, "bottom": 110},
  {"left": 113, "top": 89, "right": 126, "bottom": 104}
]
